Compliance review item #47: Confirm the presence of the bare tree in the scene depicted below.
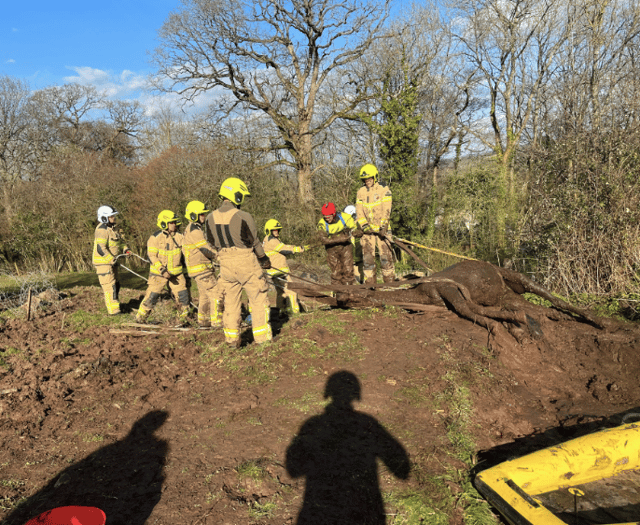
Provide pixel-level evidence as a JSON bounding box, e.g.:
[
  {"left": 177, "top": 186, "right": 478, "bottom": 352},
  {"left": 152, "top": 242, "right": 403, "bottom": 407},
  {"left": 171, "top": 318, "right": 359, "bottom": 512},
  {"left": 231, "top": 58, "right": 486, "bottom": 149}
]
[
  {"left": 152, "top": 0, "right": 389, "bottom": 202},
  {"left": 451, "top": 0, "right": 571, "bottom": 246},
  {"left": 0, "top": 76, "right": 37, "bottom": 226}
]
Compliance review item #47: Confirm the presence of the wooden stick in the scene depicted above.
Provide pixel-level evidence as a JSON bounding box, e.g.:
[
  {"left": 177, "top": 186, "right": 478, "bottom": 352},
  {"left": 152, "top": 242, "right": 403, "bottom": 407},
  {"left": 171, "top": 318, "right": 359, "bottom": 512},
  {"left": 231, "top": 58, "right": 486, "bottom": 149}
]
[{"left": 26, "top": 288, "right": 32, "bottom": 321}]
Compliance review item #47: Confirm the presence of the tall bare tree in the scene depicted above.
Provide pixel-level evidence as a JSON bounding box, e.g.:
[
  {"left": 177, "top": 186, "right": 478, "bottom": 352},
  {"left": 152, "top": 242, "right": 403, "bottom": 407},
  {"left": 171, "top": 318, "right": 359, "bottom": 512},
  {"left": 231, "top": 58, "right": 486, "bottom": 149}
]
[
  {"left": 152, "top": 0, "right": 389, "bottom": 202},
  {"left": 0, "top": 76, "right": 37, "bottom": 226},
  {"left": 451, "top": 0, "right": 571, "bottom": 246}
]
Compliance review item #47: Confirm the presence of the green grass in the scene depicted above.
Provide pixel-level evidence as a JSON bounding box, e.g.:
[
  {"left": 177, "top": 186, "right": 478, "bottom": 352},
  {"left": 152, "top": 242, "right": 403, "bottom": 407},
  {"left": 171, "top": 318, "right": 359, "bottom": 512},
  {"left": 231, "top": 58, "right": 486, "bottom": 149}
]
[
  {"left": 66, "top": 310, "right": 123, "bottom": 332},
  {"left": 0, "top": 347, "right": 21, "bottom": 368},
  {"left": 273, "top": 392, "right": 326, "bottom": 414},
  {"left": 249, "top": 500, "right": 278, "bottom": 519},
  {"left": 236, "top": 458, "right": 269, "bottom": 481}
]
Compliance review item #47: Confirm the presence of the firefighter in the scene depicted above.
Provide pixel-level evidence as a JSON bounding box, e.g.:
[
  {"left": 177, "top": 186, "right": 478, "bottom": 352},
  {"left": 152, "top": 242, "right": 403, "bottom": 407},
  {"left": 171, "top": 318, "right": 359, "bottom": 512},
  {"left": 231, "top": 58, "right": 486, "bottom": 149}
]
[
  {"left": 263, "top": 219, "right": 307, "bottom": 317},
  {"left": 344, "top": 205, "right": 364, "bottom": 284},
  {"left": 356, "top": 164, "right": 395, "bottom": 283},
  {"left": 317, "top": 203, "right": 357, "bottom": 286},
  {"left": 135, "top": 210, "right": 190, "bottom": 325},
  {"left": 93, "top": 205, "right": 131, "bottom": 315},
  {"left": 204, "top": 177, "right": 272, "bottom": 347},
  {"left": 183, "top": 201, "right": 223, "bottom": 329}
]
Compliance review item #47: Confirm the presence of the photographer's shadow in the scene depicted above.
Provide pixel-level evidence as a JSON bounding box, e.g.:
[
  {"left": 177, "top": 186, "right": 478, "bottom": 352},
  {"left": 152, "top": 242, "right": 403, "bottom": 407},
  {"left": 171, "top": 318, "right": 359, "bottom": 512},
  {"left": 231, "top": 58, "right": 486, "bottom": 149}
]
[
  {"left": 286, "top": 371, "right": 410, "bottom": 525},
  {"left": 3, "top": 410, "right": 168, "bottom": 525}
]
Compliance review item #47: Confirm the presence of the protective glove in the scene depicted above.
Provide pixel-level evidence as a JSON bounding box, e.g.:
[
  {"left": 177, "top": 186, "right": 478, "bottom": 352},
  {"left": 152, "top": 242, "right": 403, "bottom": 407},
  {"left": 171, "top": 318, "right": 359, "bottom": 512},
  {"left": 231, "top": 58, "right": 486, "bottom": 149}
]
[
  {"left": 362, "top": 224, "right": 373, "bottom": 234},
  {"left": 124, "top": 249, "right": 132, "bottom": 257},
  {"left": 352, "top": 228, "right": 363, "bottom": 239},
  {"left": 303, "top": 245, "right": 311, "bottom": 251},
  {"left": 258, "top": 255, "right": 272, "bottom": 270},
  {"left": 162, "top": 270, "right": 171, "bottom": 279},
  {"left": 379, "top": 225, "right": 388, "bottom": 238}
]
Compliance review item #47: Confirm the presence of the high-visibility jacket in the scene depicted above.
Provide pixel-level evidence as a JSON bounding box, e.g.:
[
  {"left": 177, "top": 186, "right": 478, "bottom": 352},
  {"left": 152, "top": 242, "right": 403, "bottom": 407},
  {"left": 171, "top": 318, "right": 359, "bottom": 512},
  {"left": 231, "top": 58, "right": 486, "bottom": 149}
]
[
  {"left": 263, "top": 234, "right": 303, "bottom": 276},
  {"left": 182, "top": 222, "right": 217, "bottom": 277},
  {"left": 356, "top": 182, "right": 392, "bottom": 231},
  {"left": 317, "top": 212, "right": 356, "bottom": 245},
  {"left": 147, "top": 230, "right": 184, "bottom": 277},
  {"left": 92, "top": 223, "right": 129, "bottom": 267}
]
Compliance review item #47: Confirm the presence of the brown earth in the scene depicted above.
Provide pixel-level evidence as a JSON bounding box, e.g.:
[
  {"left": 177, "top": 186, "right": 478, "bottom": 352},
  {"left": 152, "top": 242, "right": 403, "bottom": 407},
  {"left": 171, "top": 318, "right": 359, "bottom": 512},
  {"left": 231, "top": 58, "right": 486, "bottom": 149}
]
[{"left": 0, "top": 280, "right": 639, "bottom": 525}]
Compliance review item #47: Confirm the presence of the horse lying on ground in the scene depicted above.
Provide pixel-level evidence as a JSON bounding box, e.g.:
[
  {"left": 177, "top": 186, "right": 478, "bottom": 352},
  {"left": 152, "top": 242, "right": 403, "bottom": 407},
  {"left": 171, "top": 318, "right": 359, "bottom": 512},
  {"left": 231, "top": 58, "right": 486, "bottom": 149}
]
[{"left": 289, "top": 260, "right": 607, "bottom": 346}]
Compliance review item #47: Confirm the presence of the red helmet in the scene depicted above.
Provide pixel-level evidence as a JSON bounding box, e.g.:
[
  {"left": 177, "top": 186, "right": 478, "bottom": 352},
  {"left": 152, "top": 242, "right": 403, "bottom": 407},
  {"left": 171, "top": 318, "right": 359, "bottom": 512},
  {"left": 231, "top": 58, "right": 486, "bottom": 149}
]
[{"left": 321, "top": 202, "right": 336, "bottom": 216}]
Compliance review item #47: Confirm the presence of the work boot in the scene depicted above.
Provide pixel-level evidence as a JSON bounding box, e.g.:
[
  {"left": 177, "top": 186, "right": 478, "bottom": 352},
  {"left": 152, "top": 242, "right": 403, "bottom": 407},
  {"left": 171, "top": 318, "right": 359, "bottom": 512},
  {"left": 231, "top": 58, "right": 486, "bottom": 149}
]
[
  {"left": 382, "top": 274, "right": 395, "bottom": 283},
  {"left": 365, "top": 276, "right": 377, "bottom": 285}
]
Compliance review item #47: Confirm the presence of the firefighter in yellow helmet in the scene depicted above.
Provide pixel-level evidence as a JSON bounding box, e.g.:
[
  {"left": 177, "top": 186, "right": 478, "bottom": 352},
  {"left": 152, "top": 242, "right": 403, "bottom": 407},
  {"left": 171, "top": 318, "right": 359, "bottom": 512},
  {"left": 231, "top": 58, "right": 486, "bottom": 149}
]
[
  {"left": 204, "top": 178, "right": 272, "bottom": 347},
  {"left": 262, "top": 219, "right": 307, "bottom": 317},
  {"left": 135, "top": 210, "right": 190, "bottom": 324},
  {"left": 183, "top": 200, "right": 223, "bottom": 329},
  {"left": 93, "top": 205, "right": 131, "bottom": 314},
  {"left": 356, "top": 164, "right": 395, "bottom": 283}
]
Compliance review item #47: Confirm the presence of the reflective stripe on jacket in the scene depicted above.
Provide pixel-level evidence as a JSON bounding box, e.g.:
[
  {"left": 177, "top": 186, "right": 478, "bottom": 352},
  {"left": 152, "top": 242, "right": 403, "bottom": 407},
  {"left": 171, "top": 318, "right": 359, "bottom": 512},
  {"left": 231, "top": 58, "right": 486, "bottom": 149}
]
[
  {"left": 183, "top": 222, "right": 217, "bottom": 277},
  {"left": 356, "top": 182, "right": 392, "bottom": 230},
  {"left": 317, "top": 212, "right": 356, "bottom": 236},
  {"left": 93, "top": 223, "right": 128, "bottom": 266},
  {"left": 148, "top": 230, "right": 184, "bottom": 276},
  {"left": 263, "top": 234, "right": 302, "bottom": 276}
]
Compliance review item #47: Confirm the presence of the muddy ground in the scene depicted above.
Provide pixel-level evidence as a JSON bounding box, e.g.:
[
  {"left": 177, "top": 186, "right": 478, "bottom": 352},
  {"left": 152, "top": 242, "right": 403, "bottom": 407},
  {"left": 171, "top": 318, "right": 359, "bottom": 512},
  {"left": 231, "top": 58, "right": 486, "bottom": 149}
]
[{"left": 0, "top": 279, "right": 639, "bottom": 525}]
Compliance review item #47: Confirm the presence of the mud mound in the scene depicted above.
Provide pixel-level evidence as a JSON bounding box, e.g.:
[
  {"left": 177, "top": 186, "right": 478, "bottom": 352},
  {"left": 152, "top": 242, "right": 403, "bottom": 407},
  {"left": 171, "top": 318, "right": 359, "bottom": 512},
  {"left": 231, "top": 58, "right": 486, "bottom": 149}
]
[{"left": 0, "top": 285, "right": 638, "bottom": 524}]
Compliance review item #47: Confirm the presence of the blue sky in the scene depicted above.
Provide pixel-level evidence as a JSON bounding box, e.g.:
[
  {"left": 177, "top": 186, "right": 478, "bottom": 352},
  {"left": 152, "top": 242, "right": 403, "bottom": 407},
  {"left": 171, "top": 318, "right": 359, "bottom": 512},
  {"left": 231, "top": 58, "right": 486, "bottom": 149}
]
[{"left": 2, "top": 0, "right": 180, "bottom": 103}]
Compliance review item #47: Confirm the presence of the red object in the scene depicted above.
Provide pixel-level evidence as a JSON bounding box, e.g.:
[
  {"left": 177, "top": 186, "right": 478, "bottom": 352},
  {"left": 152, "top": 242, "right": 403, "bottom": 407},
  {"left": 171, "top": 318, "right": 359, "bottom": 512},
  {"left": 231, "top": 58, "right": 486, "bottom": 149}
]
[
  {"left": 25, "top": 506, "right": 106, "bottom": 525},
  {"left": 321, "top": 202, "right": 336, "bottom": 216}
]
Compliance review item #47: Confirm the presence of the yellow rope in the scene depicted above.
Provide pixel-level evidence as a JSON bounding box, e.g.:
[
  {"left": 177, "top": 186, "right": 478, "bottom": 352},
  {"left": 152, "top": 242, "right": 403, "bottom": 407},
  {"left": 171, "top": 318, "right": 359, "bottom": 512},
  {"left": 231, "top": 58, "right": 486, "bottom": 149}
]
[{"left": 393, "top": 237, "right": 479, "bottom": 262}]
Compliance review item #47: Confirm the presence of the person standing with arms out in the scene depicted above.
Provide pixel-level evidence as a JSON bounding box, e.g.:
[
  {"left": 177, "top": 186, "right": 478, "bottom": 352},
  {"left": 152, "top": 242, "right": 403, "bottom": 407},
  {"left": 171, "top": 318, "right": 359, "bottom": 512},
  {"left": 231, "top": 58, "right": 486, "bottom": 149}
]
[
  {"left": 183, "top": 201, "right": 223, "bottom": 329},
  {"left": 317, "top": 203, "right": 357, "bottom": 286},
  {"left": 262, "top": 219, "right": 307, "bottom": 317},
  {"left": 135, "top": 210, "right": 191, "bottom": 325},
  {"left": 93, "top": 205, "right": 131, "bottom": 315},
  {"left": 204, "top": 178, "right": 272, "bottom": 348},
  {"left": 356, "top": 164, "right": 395, "bottom": 284}
]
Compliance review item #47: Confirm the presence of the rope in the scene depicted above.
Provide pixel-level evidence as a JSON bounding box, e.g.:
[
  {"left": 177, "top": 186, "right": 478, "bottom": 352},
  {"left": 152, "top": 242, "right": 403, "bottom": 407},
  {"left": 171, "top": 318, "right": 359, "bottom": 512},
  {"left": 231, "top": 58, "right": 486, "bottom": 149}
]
[{"left": 392, "top": 236, "right": 479, "bottom": 261}]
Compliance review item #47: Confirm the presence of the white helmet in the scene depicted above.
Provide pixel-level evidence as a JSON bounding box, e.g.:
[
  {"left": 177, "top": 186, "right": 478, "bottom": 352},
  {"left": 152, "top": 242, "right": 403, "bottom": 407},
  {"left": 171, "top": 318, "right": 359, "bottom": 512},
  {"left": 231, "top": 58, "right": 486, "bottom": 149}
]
[
  {"left": 97, "top": 205, "right": 118, "bottom": 224},
  {"left": 344, "top": 205, "right": 356, "bottom": 217}
]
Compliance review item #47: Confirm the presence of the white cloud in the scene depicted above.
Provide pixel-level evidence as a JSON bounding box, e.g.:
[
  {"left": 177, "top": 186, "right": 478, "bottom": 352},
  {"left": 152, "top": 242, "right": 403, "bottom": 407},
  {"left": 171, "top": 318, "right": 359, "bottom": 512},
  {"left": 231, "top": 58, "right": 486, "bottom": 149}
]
[
  {"left": 12, "top": 28, "right": 18, "bottom": 32},
  {"left": 62, "top": 66, "right": 226, "bottom": 117},
  {"left": 6, "top": 59, "right": 15, "bottom": 64}
]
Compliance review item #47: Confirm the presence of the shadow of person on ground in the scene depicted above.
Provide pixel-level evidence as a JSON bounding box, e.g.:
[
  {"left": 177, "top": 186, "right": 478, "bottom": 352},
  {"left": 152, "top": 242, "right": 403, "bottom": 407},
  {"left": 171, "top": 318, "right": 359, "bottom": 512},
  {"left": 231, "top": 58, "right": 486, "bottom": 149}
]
[
  {"left": 3, "top": 410, "right": 168, "bottom": 525},
  {"left": 286, "top": 371, "right": 410, "bottom": 525}
]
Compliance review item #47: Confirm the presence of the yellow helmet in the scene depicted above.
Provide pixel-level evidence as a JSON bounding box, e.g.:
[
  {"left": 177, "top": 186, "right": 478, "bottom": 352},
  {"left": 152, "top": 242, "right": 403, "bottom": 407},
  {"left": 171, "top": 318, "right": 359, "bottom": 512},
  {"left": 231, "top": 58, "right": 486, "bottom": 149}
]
[
  {"left": 185, "top": 200, "right": 210, "bottom": 222},
  {"left": 359, "top": 163, "right": 378, "bottom": 183},
  {"left": 157, "top": 210, "right": 181, "bottom": 230},
  {"left": 264, "top": 219, "right": 282, "bottom": 235},
  {"left": 219, "top": 177, "right": 250, "bottom": 205}
]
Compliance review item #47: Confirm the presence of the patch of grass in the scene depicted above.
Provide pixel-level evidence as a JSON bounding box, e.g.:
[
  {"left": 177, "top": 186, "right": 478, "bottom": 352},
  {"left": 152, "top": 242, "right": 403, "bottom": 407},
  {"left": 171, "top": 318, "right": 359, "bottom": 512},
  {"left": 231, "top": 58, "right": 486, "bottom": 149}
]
[
  {"left": 236, "top": 458, "right": 269, "bottom": 481},
  {"left": 303, "top": 310, "right": 348, "bottom": 335},
  {"left": 0, "top": 479, "right": 25, "bottom": 489},
  {"left": 0, "top": 347, "right": 21, "bottom": 368},
  {"left": 385, "top": 488, "right": 450, "bottom": 525},
  {"left": 326, "top": 332, "right": 367, "bottom": 361},
  {"left": 394, "top": 385, "right": 430, "bottom": 408},
  {"left": 350, "top": 308, "right": 379, "bottom": 320},
  {"left": 81, "top": 433, "right": 104, "bottom": 443},
  {"left": 67, "top": 310, "right": 122, "bottom": 332},
  {"left": 248, "top": 500, "right": 277, "bottom": 519},
  {"left": 0, "top": 495, "right": 27, "bottom": 511},
  {"left": 274, "top": 392, "right": 325, "bottom": 414}
]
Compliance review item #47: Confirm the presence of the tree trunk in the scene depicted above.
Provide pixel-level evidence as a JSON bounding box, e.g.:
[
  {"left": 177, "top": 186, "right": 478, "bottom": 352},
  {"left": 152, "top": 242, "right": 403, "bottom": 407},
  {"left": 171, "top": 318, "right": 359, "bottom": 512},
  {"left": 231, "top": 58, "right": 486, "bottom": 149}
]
[{"left": 296, "top": 132, "right": 315, "bottom": 203}]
